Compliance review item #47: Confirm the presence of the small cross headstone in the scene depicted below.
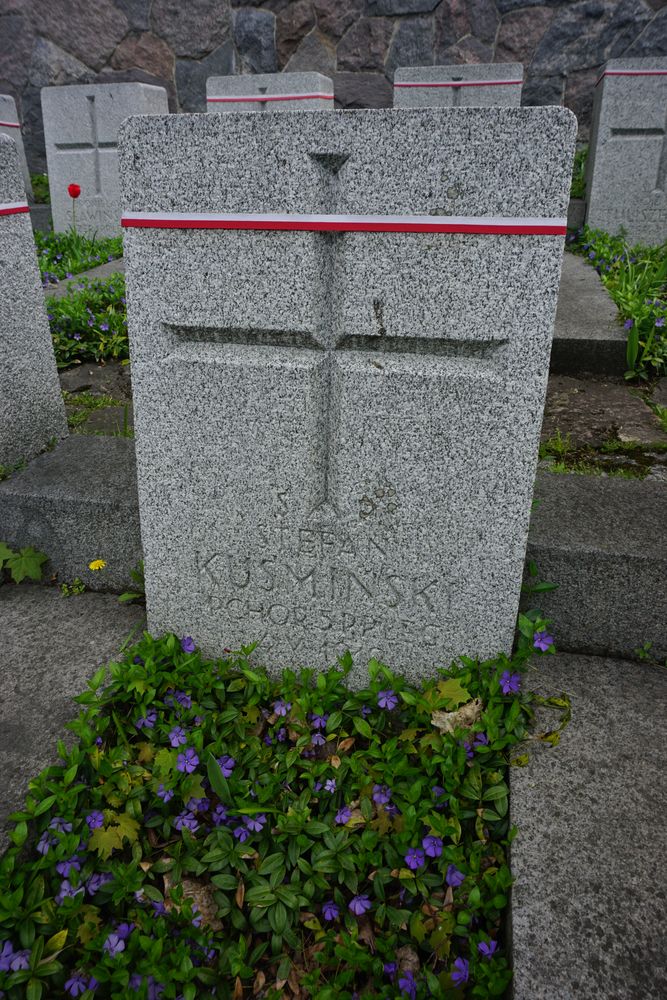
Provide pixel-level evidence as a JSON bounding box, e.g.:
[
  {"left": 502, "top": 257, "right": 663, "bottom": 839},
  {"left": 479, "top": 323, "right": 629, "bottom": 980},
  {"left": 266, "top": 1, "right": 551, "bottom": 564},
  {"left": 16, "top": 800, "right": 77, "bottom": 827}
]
[
  {"left": 119, "top": 107, "right": 575, "bottom": 684},
  {"left": 206, "top": 73, "right": 334, "bottom": 112},
  {"left": 393, "top": 64, "right": 523, "bottom": 108},
  {"left": 41, "top": 82, "right": 168, "bottom": 237},
  {"left": 0, "top": 135, "right": 67, "bottom": 466},
  {"left": 586, "top": 57, "right": 667, "bottom": 245},
  {"left": 0, "top": 96, "right": 32, "bottom": 199}
]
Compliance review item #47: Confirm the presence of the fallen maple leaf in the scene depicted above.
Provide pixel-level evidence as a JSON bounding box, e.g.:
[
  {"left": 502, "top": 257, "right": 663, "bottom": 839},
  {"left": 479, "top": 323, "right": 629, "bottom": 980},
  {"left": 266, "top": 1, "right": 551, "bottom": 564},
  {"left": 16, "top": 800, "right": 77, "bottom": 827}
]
[{"left": 431, "top": 698, "right": 483, "bottom": 734}]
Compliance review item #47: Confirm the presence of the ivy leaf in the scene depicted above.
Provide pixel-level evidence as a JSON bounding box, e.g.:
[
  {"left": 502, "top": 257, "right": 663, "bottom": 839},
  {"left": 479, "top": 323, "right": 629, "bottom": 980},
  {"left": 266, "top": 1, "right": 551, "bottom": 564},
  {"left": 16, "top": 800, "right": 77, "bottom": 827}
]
[
  {"left": 6, "top": 547, "right": 48, "bottom": 584},
  {"left": 435, "top": 677, "right": 471, "bottom": 709},
  {"left": 88, "top": 826, "right": 123, "bottom": 860}
]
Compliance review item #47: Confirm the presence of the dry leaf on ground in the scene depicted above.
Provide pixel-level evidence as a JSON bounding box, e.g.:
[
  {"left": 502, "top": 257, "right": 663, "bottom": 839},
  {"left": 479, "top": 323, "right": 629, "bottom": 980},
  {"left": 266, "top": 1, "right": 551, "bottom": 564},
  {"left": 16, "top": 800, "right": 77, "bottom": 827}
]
[{"left": 431, "top": 698, "right": 483, "bottom": 734}]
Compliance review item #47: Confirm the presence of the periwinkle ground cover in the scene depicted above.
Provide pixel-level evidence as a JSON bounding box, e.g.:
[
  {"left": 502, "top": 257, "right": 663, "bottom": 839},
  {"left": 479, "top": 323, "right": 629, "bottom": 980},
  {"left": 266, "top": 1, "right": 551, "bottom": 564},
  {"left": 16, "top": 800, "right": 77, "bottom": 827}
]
[
  {"left": 47, "top": 276, "right": 128, "bottom": 370},
  {"left": 0, "top": 616, "right": 564, "bottom": 999},
  {"left": 36, "top": 230, "right": 123, "bottom": 286},
  {"left": 567, "top": 226, "right": 667, "bottom": 379}
]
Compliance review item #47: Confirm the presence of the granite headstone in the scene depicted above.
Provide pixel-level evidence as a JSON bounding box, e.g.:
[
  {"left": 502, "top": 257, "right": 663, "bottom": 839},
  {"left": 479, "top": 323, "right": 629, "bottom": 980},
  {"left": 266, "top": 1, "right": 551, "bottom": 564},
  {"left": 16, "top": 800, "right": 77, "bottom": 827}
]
[
  {"left": 119, "top": 107, "right": 575, "bottom": 683},
  {"left": 41, "top": 82, "right": 168, "bottom": 238},
  {"left": 0, "top": 135, "right": 67, "bottom": 467},
  {"left": 586, "top": 58, "right": 667, "bottom": 245},
  {"left": 393, "top": 64, "right": 523, "bottom": 108},
  {"left": 206, "top": 72, "right": 334, "bottom": 112},
  {"left": 0, "top": 96, "right": 32, "bottom": 199}
]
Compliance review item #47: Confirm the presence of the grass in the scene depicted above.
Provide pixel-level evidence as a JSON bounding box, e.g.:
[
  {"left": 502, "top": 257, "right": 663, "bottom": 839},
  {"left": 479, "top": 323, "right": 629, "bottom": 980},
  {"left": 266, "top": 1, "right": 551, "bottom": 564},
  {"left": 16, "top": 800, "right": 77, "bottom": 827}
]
[
  {"left": 567, "top": 226, "right": 667, "bottom": 380},
  {"left": 569, "top": 146, "right": 587, "bottom": 200},
  {"left": 47, "top": 275, "right": 128, "bottom": 369},
  {"left": 0, "top": 621, "right": 565, "bottom": 999},
  {"left": 63, "top": 392, "right": 119, "bottom": 430},
  {"left": 37, "top": 229, "right": 123, "bottom": 285},
  {"left": 30, "top": 173, "right": 50, "bottom": 205},
  {"left": 539, "top": 431, "right": 665, "bottom": 479}
]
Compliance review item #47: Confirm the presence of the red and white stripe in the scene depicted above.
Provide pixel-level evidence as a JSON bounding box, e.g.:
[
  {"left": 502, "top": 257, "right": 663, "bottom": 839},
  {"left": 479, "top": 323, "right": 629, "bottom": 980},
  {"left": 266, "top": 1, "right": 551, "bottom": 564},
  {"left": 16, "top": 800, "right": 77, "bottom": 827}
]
[
  {"left": 395, "top": 79, "right": 522, "bottom": 89},
  {"left": 595, "top": 69, "right": 667, "bottom": 86},
  {"left": 121, "top": 210, "right": 566, "bottom": 236},
  {"left": 207, "top": 93, "right": 333, "bottom": 104},
  {"left": 0, "top": 120, "right": 21, "bottom": 128},
  {"left": 0, "top": 200, "right": 29, "bottom": 217}
]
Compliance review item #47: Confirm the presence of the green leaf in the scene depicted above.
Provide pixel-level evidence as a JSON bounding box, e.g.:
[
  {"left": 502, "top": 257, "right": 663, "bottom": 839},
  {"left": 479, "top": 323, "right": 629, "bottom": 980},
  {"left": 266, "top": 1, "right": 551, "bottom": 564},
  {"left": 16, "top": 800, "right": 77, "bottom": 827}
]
[
  {"left": 153, "top": 748, "right": 176, "bottom": 777},
  {"left": 483, "top": 782, "right": 509, "bottom": 801},
  {"left": 326, "top": 711, "right": 343, "bottom": 733},
  {"left": 116, "top": 812, "right": 140, "bottom": 844},
  {"left": 88, "top": 826, "right": 123, "bottom": 860},
  {"left": 10, "top": 821, "right": 28, "bottom": 847},
  {"left": 6, "top": 546, "right": 48, "bottom": 583},
  {"left": 436, "top": 677, "right": 471, "bottom": 708},
  {"left": 206, "top": 753, "right": 229, "bottom": 801},
  {"left": 0, "top": 541, "right": 14, "bottom": 568},
  {"left": 353, "top": 717, "right": 372, "bottom": 740},
  {"left": 26, "top": 979, "right": 43, "bottom": 1000},
  {"left": 44, "top": 930, "right": 67, "bottom": 953}
]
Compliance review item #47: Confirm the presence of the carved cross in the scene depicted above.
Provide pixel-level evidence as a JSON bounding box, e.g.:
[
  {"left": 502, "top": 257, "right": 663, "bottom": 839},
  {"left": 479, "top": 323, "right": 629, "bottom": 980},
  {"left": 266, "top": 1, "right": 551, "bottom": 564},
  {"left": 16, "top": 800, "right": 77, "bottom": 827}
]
[{"left": 54, "top": 95, "right": 116, "bottom": 194}]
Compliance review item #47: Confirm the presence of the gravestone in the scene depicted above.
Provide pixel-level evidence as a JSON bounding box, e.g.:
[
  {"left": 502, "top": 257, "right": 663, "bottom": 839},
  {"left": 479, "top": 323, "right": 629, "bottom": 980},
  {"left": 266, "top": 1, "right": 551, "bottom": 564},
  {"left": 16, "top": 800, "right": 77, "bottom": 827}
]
[
  {"left": 393, "top": 64, "right": 523, "bottom": 108},
  {"left": 206, "top": 73, "right": 334, "bottom": 111},
  {"left": 586, "top": 58, "right": 667, "bottom": 245},
  {"left": 41, "top": 82, "right": 168, "bottom": 238},
  {"left": 0, "top": 96, "right": 33, "bottom": 198},
  {"left": 0, "top": 135, "right": 67, "bottom": 467},
  {"left": 119, "top": 107, "right": 575, "bottom": 682}
]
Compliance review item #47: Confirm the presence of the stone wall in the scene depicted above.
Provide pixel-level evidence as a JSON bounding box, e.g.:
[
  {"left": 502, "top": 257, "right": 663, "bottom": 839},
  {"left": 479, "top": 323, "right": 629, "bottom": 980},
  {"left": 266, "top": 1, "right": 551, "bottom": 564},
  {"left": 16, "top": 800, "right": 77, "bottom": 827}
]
[{"left": 1, "top": 0, "right": 666, "bottom": 172}]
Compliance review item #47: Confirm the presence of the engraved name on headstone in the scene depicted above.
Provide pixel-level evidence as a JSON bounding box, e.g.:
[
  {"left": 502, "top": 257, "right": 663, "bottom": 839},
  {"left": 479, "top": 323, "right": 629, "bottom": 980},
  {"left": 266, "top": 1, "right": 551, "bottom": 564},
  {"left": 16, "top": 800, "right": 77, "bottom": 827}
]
[
  {"left": 119, "top": 108, "right": 575, "bottom": 684},
  {"left": 586, "top": 58, "right": 667, "bottom": 245},
  {"left": 0, "top": 96, "right": 32, "bottom": 198},
  {"left": 41, "top": 82, "right": 168, "bottom": 237},
  {"left": 0, "top": 135, "right": 67, "bottom": 466},
  {"left": 206, "top": 73, "right": 334, "bottom": 112},
  {"left": 393, "top": 64, "right": 523, "bottom": 108}
]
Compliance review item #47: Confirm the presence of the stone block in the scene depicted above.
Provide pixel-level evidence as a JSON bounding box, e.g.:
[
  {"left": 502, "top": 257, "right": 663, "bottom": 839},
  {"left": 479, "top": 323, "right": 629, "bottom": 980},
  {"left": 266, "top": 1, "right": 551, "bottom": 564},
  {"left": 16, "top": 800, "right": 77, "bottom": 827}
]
[
  {"left": 119, "top": 107, "right": 575, "bottom": 683},
  {"left": 0, "top": 95, "right": 32, "bottom": 198},
  {"left": 206, "top": 72, "right": 334, "bottom": 111},
  {"left": 0, "top": 135, "right": 67, "bottom": 467},
  {"left": 586, "top": 57, "right": 667, "bottom": 246},
  {"left": 0, "top": 436, "right": 142, "bottom": 592},
  {"left": 393, "top": 63, "right": 524, "bottom": 107},
  {"left": 41, "top": 81, "right": 168, "bottom": 237}
]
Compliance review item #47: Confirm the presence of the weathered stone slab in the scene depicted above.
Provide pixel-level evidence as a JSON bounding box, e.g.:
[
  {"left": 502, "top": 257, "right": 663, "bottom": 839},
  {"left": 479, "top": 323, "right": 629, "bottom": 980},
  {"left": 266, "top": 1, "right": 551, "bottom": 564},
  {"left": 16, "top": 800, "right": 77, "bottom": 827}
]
[
  {"left": 586, "top": 58, "right": 667, "bottom": 246},
  {"left": 510, "top": 653, "right": 667, "bottom": 999},
  {"left": 393, "top": 63, "right": 523, "bottom": 108},
  {"left": 119, "top": 107, "right": 575, "bottom": 682},
  {"left": 0, "top": 135, "right": 67, "bottom": 467},
  {"left": 0, "top": 95, "right": 32, "bottom": 198},
  {"left": 41, "top": 82, "right": 168, "bottom": 237},
  {"left": 206, "top": 72, "right": 334, "bottom": 111}
]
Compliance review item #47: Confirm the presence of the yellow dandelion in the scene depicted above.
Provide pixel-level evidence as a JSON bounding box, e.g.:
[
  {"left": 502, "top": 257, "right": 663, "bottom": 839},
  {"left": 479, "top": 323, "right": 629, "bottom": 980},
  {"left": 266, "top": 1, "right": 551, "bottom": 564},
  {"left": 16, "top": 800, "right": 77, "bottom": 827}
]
[{"left": 89, "top": 559, "right": 107, "bottom": 571}]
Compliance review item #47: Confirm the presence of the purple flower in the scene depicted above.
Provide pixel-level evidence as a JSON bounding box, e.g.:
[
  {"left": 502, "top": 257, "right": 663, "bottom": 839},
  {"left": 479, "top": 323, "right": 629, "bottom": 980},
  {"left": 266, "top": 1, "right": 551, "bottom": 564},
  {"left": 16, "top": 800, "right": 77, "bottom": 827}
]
[
  {"left": 151, "top": 900, "right": 167, "bottom": 916},
  {"left": 86, "top": 810, "right": 105, "bottom": 830},
  {"left": 656, "top": 317, "right": 665, "bottom": 328},
  {"left": 383, "top": 961, "right": 397, "bottom": 978},
  {"left": 398, "top": 970, "right": 417, "bottom": 999},
  {"left": 451, "top": 957, "right": 469, "bottom": 987},
  {"left": 100, "top": 322, "right": 109, "bottom": 331},
  {"left": 73, "top": 332, "right": 82, "bottom": 340},
  {"left": 624, "top": 318, "right": 634, "bottom": 330},
  {"left": 136, "top": 709, "right": 157, "bottom": 729},
  {"left": 478, "top": 939, "right": 498, "bottom": 959},
  {"left": 311, "top": 713, "right": 329, "bottom": 729},
  {"left": 348, "top": 894, "right": 372, "bottom": 916},
  {"left": 217, "top": 755, "right": 235, "bottom": 777},
  {"left": 187, "top": 797, "right": 210, "bottom": 813},
  {"left": 422, "top": 835, "right": 443, "bottom": 858},
  {"left": 311, "top": 732, "right": 326, "bottom": 746},
  {"left": 55, "top": 879, "right": 85, "bottom": 905},
  {"left": 9, "top": 949, "right": 30, "bottom": 971},
  {"left": 432, "top": 785, "right": 447, "bottom": 801},
  {"left": 277, "top": 727, "right": 287, "bottom": 742},
  {"left": 404, "top": 847, "right": 425, "bottom": 870},
  {"left": 446, "top": 864, "right": 465, "bottom": 887},
  {"left": 212, "top": 804, "right": 228, "bottom": 826},
  {"left": 157, "top": 783, "right": 174, "bottom": 802},
  {"left": 263, "top": 735, "right": 273, "bottom": 746},
  {"left": 181, "top": 636, "right": 196, "bottom": 653},
  {"left": 95, "top": 736, "right": 103, "bottom": 747},
  {"left": 233, "top": 825, "right": 249, "bottom": 843},
  {"left": 65, "top": 972, "right": 89, "bottom": 997},
  {"left": 322, "top": 900, "right": 339, "bottom": 921},
  {"left": 175, "top": 691, "right": 192, "bottom": 708},
  {"left": 499, "top": 670, "right": 521, "bottom": 695},
  {"left": 169, "top": 725, "right": 187, "bottom": 747},
  {"left": 86, "top": 873, "right": 113, "bottom": 895},
  {"left": 335, "top": 806, "right": 352, "bottom": 825},
  {"left": 533, "top": 630, "right": 554, "bottom": 652},
  {"left": 474, "top": 732, "right": 489, "bottom": 747},
  {"left": 384, "top": 802, "right": 400, "bottom": 817},
  {"left": 0, "top": 941, "right": 14, "bottom": 972},
  {"left": 115, "top": 922, "right": 135, "bottom": 940},
  {"left": 244, "top": 813, "right": 266, "bottom": 832},
  {"left": 372, "top": 784, "right": 391, "bottom": 804},
  {"left": 273, "top": 699, "right": 291, "bottom": 717},
  {"left": 56, "top": 856, "right": 81, "bottom": 877},
  {"left": 49, "top": 817, "right": 72, "bottom": 833},
  {"left": 104, "top": 933, "right": 125, "bottom": 957},
  {"left": 325, "top": 778, "right": 336, "bottom": 793},
  {"left": 360, "top": 705, "right": 372, "bottom": 718},
  {"left": 377, "top": 689, "right": 398, "bottom": 710},
  {"left": 37, "top": 832, "right": 56, "bottom": 855},
  {"left": 462, "top": 740, "right": 475, "bottom": 761},
  {"left": 177, "top": 748, "right": 199, "bottom": 773},
  {"left": 173, "top": 810, "right": 199, "bottom": 833}
]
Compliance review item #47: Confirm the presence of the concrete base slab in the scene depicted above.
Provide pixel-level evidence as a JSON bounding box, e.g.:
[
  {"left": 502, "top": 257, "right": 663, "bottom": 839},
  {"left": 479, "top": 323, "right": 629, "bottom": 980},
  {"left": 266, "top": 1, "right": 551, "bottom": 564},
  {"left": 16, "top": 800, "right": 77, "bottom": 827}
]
[
  {"left": 542, "top": 375, "right": 667, "bottom": 447},
  {"left": 0, "top": 436, "right": 142, "bottom": 591},
  {"left": 511, "top": 652, "right": 667, "bottom": 1000},
  {"left": 525, "top": 471, "right": 667, "bottom": 661},
  {"left": 0, "top": 584, "right": 144, "bottom": 850},
  {"left": 551, "top": 254, "right": 626, "bottom": 375},
  {"left": 59, "top": 360, "right": 132, "bottom": 402},
  {"left": 29, "top": 203, "right": 52, "bottom": 233},
  {"left": 44, "top": 260, "right": 124, "bottom": 298}
]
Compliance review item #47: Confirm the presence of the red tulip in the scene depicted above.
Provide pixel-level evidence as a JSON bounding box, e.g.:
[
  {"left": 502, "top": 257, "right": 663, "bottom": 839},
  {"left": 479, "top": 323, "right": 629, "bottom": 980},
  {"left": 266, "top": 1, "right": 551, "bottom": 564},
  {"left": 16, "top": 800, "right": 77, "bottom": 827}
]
[{"left": 67, "top": 183, "right": 81, "bottom": 199}]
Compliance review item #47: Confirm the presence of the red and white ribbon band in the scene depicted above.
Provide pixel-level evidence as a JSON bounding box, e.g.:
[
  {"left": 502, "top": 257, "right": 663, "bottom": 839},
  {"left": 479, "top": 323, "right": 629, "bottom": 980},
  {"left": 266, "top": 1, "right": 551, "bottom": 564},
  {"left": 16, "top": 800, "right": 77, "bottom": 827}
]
[
  {"left": 121, "top": 211, "right": 566, "bottom": 236},
  {"left": 395, "top": 80, "right": 522, "bottom": 89},
  {"left": 207, "top": 93, "right": 334, "bottom": 104},
  {"left": 596, "top": 69, "right": 667, "bottom": 86},
  {"left": 0, "top": 201, "right": 29, "bottom": 217},
  {"left": 0, "top": 120, "right": 21, "bottom": 128}
]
